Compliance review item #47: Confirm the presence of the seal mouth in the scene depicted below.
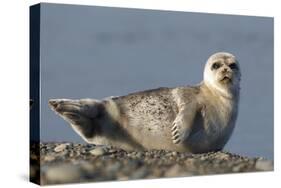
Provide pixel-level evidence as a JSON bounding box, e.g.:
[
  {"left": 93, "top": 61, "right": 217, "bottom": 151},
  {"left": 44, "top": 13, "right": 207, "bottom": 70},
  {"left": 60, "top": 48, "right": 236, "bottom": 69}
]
[{"left": 220, "top": 76, "right": 232, "bottom": 84}]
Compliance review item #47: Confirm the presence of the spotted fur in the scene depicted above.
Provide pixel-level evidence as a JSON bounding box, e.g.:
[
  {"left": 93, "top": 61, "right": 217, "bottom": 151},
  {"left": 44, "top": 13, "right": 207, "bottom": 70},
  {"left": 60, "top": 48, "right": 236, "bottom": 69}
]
[{"left": 49, "top": 52, "right": 241, "bottom": 153}]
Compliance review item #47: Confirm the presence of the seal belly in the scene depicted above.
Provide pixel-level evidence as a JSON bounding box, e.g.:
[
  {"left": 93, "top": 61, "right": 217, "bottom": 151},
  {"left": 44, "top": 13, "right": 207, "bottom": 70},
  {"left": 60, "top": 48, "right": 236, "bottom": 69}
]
[{"left": 112, "top": 88, "right": 178, "bottom": 149}]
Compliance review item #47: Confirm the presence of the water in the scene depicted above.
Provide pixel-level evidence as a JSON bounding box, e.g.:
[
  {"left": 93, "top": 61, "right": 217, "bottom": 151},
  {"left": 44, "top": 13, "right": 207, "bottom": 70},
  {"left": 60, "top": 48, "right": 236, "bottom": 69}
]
[{"left": 38, "top": 3, "right": 273, "bottom": 160}]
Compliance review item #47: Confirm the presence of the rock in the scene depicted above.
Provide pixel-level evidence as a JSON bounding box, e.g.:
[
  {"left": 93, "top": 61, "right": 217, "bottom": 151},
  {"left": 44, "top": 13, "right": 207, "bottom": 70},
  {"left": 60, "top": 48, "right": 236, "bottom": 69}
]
[
  {"left": 117, "top": 176, "right": 129, "bottom": 181},
  {"left": 108, "top": 149, "right": 117, "bottom": 153},
  {"left": 44, "top": 155, "right": 56, "bottom": 162},
  {"left": 216, "top": 153, "right": 230, "bottom": 160},
  {"left": 172, "top": 151, "right": 178, "bottom": 156},
  {"left": 255, "top": 159, "right": 273, "bottom": 171},
  {"left": 185, "top": 158, "right": 196, "bottom": 166},
  {"left": 232, "top": 164, "right": 244, "bottom": 172},
  {"left": 37, "top": 142, "right": 274, "bottom": 185},
  {"left": 106, "top": 162, "right": 122, "bottom": 173},
  {"left": 127, "top": 153, "right": 133, "bottom": 157},
  {"left": 69, "top": 151, "right": 75, "bottom": 157},
  {"left": 135, "top": 152, "right": 143, "bottom": 158},
  {"left": 45, "top": 164, "right": 82, "bottom": 184},
  {"left": 200, "top": 156, "right": 208, "bottom": 160},
  {"left": 130, "top": 167, "right": 148, "bottom": 179},
  {"left": 89, "top": 147, "right": 106, "bottom": 156},
  {"left": 165, "top": 164, "right": 182, "bottom": 177},
  {"left": 80, "top": 161, "right": 95, "bottom": 172},
  {"left": 54, "top": 144, "right": 67, "bottom": 152}
]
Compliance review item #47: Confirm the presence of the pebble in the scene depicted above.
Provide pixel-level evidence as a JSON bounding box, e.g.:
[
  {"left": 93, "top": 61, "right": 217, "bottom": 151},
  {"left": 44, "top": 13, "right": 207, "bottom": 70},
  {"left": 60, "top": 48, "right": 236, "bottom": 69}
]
[
  {"left": 37, "top": 143, "right": 274, "bottom": 185},
  {"left": 185, "top": 158, "right": 196, "bottom": 166},
  {"left": 45, "top": 164, "right": 82, "bottom": 183},
  {"left": 80, "top": 161, "right": 95, "bottom": 172},
  {"left": 89, "top": 147, "right": 106, "bottom": 156},
  {"left": 165, "top": 164, "right": 182, "bottom": 177},
  {"left": 172, "top": 151, "right": 178, "bottom": 156},
  {"left": 255, "top": 159, "right": 273, "bottom": 171},
  {"left": 135, "top": 152, "right": 143, "bottom": 158},
  {"left": 130, "top": 167, "right": 148, "bottom": 179},
  {"left": 54, "top": 144, "right": 67, "bottom": 152},
  {"left": 232, "top": 164, "right": 243, "bottom": 172},
  {"left": 44, "top": 155, "right": 56, "bottom": 161},
  {"left": 108, "top": 149, "right": 117, "bottom": 153},
  {"left": 217, "top": 153, "right": 230, "bottom": 160},
  {"left": 106, "top": 162, "right": 122, "bottom": 173}
]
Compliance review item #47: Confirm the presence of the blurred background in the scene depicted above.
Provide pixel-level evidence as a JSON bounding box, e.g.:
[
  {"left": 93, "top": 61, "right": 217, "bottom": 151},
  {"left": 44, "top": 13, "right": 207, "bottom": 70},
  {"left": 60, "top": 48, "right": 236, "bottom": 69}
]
[{"left": 38, "top": 3, "right": 273, "bottom": 159}]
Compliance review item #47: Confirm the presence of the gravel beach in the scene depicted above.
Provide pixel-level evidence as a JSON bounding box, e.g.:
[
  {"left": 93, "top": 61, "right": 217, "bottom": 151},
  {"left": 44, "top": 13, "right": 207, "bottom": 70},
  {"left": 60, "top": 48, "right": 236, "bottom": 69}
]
[{"left": 30, "top": 142, "right": 273, "bottom": 185}]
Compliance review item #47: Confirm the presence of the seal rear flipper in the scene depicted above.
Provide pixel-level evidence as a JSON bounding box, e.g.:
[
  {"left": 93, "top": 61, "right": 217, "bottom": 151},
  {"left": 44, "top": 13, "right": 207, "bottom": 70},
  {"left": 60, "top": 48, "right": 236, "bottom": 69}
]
[{"left": 48, "top": 98, "right": 104, "bottom": 141}]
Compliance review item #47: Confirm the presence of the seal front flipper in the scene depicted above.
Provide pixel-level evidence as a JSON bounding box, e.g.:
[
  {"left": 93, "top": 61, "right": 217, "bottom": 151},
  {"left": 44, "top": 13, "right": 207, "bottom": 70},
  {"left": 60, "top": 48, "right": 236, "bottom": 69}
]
[{"left": 171, "top": 102, "right": 198, "bottom": 144}]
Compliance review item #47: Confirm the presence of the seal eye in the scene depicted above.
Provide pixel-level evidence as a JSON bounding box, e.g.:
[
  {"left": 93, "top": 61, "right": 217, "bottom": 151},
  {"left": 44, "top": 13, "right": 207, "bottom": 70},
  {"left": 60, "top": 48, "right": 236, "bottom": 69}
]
[
  {"left": 229, "top": 63, "right": 238, "bottom": 70},
  {"left": 211, "top": 62, "right": 221, "bottom": 70}
]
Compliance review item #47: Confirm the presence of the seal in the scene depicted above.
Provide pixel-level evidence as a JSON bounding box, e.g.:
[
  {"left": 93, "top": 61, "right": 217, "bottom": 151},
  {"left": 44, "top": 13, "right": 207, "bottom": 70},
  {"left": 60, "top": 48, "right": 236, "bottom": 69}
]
[{"left": 49, "top": 52, "right": 241, "bottom": 153}]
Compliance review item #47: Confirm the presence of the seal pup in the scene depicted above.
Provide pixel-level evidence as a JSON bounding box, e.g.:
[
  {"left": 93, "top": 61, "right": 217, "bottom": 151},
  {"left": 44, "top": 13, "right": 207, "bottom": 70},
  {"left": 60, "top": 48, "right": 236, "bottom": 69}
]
[{"left": 49, "top": 52, "right": 241, "bottom": 153}]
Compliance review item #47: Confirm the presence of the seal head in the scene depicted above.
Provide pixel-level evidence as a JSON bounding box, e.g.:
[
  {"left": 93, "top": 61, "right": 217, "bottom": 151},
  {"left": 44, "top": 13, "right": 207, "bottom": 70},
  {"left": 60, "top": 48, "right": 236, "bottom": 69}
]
[{"left": 203, "top": 52, "right": 241, "bottom": 99}]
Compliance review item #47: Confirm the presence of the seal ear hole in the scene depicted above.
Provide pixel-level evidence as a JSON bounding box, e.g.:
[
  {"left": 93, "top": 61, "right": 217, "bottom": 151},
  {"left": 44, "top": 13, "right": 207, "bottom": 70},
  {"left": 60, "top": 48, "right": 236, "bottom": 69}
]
[{"left": 211, "top": 62, "right": 221, "bottom": 70}]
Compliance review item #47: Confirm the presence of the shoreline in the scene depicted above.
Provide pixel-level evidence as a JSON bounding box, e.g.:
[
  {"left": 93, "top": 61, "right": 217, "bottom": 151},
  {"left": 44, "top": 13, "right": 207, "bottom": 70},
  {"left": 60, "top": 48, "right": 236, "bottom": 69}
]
[{"left": 30, "top": 142, "right": 273, "bottom": 185}]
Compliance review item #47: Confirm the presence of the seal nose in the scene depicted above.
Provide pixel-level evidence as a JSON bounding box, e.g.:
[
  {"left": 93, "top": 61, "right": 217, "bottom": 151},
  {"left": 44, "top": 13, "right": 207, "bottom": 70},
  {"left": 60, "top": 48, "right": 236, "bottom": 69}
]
[{"left": 222, "top": 66, "right": 230, "bottom": 73}]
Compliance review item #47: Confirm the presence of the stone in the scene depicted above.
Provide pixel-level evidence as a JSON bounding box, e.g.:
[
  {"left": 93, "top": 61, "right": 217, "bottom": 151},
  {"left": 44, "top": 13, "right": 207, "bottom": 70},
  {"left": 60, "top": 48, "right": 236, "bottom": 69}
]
[
  {"left": 44, "top": 155, "right": 56, "bottom": 162},
  {"left": 255, "top": 160, "right": 273, "bottom": 171},
  {"left": 165, "top": 164, "right": 182, "bottom": 177},
  {"left": 172, "top": 151, "right": 178, "bottom": 156},
  {"left": 39, "top": 142, "right": 274, "bottom": 184},
  {"left": 106, "top": 162, "right": 122, "bottom": 173},
  {"left": 130, "top": 167, "right": 148, "bottom": 179},
  {"left": 108, "top": 149, "right": 117, "bottom": 153},
  {"left": 54, "top": 144, "right": 67, "bottom": 152},
  {"left": 232, "top": 164, "right": 243, "bottom": 172},
  {"left": 45, "top": 164, "right": 82, "bottom": 184},
  {"left": 185, "top": 158, "right": 196, "bottom": 166},
  {"left": 135, "top": 152, "right": 143, "bottom": 158},
  {"left": 80, "top": 161, "right": 95, "bottom": 172},
  {"left": 127, "top": 153, "right": 133, "bottom": 157},
  {"left": 216, "top": 153, "right": 229, "bottom": 160},
  {"left": 89, "top": 147, "right": 106, "bottom": 156}
]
